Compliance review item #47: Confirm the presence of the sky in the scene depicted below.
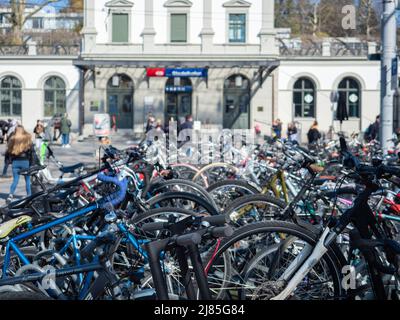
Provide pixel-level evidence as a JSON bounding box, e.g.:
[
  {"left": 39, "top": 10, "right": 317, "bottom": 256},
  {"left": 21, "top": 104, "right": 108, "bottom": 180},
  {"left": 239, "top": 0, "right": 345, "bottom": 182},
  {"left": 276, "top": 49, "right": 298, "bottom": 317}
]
[{"left": 0, "top": 0, "right": 70, "bottom": 11}]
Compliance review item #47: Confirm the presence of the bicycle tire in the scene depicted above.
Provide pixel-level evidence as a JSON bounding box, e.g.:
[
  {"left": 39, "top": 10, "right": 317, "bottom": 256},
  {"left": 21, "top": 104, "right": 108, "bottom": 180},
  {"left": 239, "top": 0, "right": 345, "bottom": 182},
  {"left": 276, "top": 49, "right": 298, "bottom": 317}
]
[
  {"left": 147, "top": 191, "right": 220, "bottom": 216},
  {"left": 204, "top": 221, "right": 346, "bottom": 300}
]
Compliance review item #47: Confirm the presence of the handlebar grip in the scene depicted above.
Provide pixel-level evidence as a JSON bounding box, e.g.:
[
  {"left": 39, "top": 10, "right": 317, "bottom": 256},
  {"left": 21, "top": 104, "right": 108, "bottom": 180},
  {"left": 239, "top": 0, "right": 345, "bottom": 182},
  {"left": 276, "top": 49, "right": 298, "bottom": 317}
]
[
  {"left": 202, "top": 214, "right": 230, "bottom": 226},
  {"left": 210, "top": 226, "right": 234, "bottom": 238},
  {"left": 176, "top": 233, "right": 202, "bottom": 246},
  {"left": 141, "top": 222, "right": 168, "bottom": 232},
  {"left": 97, "top": 173, "right": 128, "bottom": 208}
]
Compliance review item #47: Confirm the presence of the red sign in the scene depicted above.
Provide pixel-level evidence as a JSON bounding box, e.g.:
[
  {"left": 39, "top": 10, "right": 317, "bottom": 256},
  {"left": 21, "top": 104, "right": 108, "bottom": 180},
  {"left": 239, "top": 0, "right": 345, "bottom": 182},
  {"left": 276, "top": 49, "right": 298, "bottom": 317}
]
[{"left": 146, "top": 68, "right": 166, "bottom": 77}]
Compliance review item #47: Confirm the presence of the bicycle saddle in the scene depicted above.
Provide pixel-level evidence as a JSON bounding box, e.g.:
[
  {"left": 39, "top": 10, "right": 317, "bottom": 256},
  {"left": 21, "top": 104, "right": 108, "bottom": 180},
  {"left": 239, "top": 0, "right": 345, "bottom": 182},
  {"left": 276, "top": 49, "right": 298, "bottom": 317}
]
[
  {"left": 19, "top": 165, "right": 46, "bottom": 176},
  {"left": 0, "top": 215, "right": 32, "bottom": 239},
  {"left": 60, "top": 163, "right": 84, "bottom": 174}
]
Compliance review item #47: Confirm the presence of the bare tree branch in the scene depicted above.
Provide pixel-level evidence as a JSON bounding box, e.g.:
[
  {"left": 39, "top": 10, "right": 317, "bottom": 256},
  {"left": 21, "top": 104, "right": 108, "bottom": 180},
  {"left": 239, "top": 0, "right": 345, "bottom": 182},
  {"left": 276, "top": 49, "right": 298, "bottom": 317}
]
[{"left": 23, "top": 0, "right": 60, "bottom": 23}]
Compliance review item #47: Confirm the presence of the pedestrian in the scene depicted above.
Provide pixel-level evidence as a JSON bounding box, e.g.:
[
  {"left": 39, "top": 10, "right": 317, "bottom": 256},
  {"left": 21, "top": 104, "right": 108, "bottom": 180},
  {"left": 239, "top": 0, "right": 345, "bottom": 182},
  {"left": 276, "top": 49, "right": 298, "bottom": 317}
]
[
  {"left": 307, "top": 120, "right": 321, "bottom": 146},
  {"left": 179, "top": 115, "right": 194, "bottom": 132},
  {"left": 0, "top": 119, "right": 8, "bottom": 144},
  {"left": 272, "top": 119, "right": 282, "bottom": 139},
  {"left": 364, "top": 115, "right": 380, "bottom": 142},
  {"left": 255, "top": 123, "right": 262, "bottom": 137},
  {"left": 33, "top": 120, "right": 45, "bottom": 151},
  {"left": 1, "top": 151, "right": 11, "bottom": 178},
  {"left": 287, "top": 122, "right": 298, "bottom": 143},
  {"left": 178, "top": 115, "right": 194, "bottom": 147},
  {"left": 145, "top": 114, "right": 156, "bottom": 133},
  {"left": 52, "top": 113, "right": 62, "bottom": 142},
  {"left": 6, "top": 126, "right": 36, "bottom": 203},
  {"left": 6, "top": 119, "right": 18, "bottom": 138},
  {"left": 1, "top": 119, "right": 18, "bottom": 178},
  {"left": 60, "top": 113, "right": 72, "bottom": 148}
]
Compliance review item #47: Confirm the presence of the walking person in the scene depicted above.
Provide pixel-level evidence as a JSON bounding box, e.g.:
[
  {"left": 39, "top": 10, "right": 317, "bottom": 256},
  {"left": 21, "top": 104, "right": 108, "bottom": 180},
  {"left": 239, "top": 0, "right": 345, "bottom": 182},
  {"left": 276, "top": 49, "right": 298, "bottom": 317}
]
[
  {"left": 145, "top": 114, "right": 156, "bottom": 134},
  {"left": 307, "top": 120, "right": 322, "bottom": 149},
  {"left": 364, "top": 115, "right": 380, "bottom": 142},
  {"left": 287, "top": 122, "right": 298, "bottom": 143},
  {"left": 1, "top": 120, "right": 18, "bottom": 178},
  {"left": 52, "top": 113, "right": 62, "bottom": 142},
  {"left": 272, "top": 119, "right": 283, "bottom": 139},
  {"left": 6, "top": 126, "right": 36, "bottom": 203},
  {"left": 60, "top": 113, "right": 72, "bottom": 148},
  {"left": 33, "top": 120, "right": 45, "bottom": 151}
]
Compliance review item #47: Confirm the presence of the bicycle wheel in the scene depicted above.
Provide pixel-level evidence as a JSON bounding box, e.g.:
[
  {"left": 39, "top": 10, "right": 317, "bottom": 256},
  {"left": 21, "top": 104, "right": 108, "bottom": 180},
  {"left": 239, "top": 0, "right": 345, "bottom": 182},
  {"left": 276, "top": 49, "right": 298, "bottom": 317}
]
[
  {"left": 204, "top": 221, "right": 345, "bottom": 300},
  {"left": 147, "top": 191, "right": 219, "bottom": 216},
  {"left": 150, "top": 179, "right": 217, "bottom": 208},
  {"left": 207, "top": 180, "right": 260, "bottom": 210},
  {"left": 223, "top": 194, "right": 286, "bottom": 225},
  {"left": 119, "top": 208, "right": 200, "bottom": 299},
  {"left": 192, "top": 163, "right": 239, "bottom": 187}
]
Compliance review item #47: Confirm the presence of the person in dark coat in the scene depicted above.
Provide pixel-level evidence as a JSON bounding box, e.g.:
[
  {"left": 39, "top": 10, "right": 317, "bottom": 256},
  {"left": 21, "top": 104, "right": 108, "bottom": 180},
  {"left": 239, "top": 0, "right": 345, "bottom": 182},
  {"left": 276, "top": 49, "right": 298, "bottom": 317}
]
[
  {"left": 364, "top": 115, "right": 380, "bottom": 142},
  {"left": 179, "top": 115, "right": 194, "bottom": 132},
  {"left": 307, "top": 120, "right": 321, "bottom": 145}
]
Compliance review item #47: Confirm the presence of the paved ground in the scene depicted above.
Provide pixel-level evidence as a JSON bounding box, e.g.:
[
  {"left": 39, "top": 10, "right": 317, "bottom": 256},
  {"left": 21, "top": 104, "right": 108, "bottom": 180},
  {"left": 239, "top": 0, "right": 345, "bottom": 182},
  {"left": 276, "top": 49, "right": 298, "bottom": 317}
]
[{"left": 0, "top": 133, "right": 142, "bottom": 205}]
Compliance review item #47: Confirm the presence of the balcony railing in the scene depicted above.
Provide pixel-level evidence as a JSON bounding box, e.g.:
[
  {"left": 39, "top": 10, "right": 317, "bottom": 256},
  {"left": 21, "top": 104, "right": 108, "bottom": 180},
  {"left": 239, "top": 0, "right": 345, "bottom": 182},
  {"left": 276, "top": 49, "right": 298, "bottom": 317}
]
[
  {"left": 0, "top": 43, "right": 80, "bottom": 56},
  {"left": 279, "top": 38, "right": 373, "bottom": 57}
]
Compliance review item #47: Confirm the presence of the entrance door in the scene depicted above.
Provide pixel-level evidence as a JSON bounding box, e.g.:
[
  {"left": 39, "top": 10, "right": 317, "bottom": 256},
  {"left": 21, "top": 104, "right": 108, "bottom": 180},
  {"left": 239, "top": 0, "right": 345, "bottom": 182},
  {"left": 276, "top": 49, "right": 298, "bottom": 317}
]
[
  {"left": 165, "top": 78, "right": 192, "bottom": 123},
  {"left": 223, "top": 75, "right": 250, "bottom": 129},
  {"left": 107, "top": 74, "right": 134, "bottom": 129}
]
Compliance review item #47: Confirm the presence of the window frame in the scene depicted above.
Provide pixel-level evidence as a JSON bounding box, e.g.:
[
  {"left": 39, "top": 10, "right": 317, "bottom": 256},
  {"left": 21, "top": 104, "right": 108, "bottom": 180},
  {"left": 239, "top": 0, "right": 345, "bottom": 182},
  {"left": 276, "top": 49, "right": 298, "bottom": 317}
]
[
  {"left": 293, "top": 77, "right": 316, "bottom": 119},
  {"left": 228, "top": 13, "right": 247, "bottom": 43},
  {"left": 106, "top": 3, "right": 133, "bottom": 44},
  {"left": 31, "top": 17, "right": 44, "bottom": 29},
  {"left": 224, "top": 6, "right": 249, "bottom": 45},
  {"left": 166, "top": 6, "right": 191, "bottom": 44},
  {"left": 43, "top": 76, "right": 66, "bottom": 118},
  {"left": 336, "top": 77, "right": 361, "bottom": 119},
  {"left": 0, "top": 76, "right": 22, "bottom": 117},
  {"left": 111, "top": 12, "right": 130, "bottom": 43},
  {"left": 170, "top": 13, "right": 188, "bottom": 43}
]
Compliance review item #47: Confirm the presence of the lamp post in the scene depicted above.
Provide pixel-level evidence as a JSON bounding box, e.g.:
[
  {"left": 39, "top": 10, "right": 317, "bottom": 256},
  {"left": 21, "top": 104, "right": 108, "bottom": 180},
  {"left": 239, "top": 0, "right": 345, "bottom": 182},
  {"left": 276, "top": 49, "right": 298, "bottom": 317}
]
[{"left": 380, "top": 0, "right": 398, "bottom": 153}]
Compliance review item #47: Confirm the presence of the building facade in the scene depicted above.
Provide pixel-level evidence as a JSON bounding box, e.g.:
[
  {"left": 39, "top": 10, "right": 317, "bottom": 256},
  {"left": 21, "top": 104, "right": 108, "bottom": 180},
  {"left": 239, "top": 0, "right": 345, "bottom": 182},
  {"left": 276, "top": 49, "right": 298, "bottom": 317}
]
[
  {"left": 77, "top": 0, "right": 279, "bottom": 136},
  {"left": 0, "top": 1, "right": 388, "bottom": 141},
  {"left": 0, "top": 6, "right": 83, "bottom": 34},
  {"left": 0, "top": 55, "right": 80, "bottom": 132},
  {"left": 277, "top": 38, "right": 381, "bottom": 141}
]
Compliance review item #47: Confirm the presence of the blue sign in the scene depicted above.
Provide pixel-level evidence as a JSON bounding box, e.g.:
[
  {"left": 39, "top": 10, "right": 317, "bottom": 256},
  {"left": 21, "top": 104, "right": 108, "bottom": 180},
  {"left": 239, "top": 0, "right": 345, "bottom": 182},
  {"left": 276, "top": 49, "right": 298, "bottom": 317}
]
[
  {"left": 165, "top": 86, "right": 193, "bottom": 93},
  {"left": 166, "top": 68, "right": 208, "bottom": 78},
  {"left": 392, "top": 58, "right": 398, "bottom": 76}
]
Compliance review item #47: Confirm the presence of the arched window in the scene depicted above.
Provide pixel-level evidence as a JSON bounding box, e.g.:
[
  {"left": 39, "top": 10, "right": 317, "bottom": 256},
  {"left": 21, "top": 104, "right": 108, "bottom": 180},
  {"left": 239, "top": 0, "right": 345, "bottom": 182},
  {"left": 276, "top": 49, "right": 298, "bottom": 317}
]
[
  {"left": 44, "top": 76, "right": 66, "bottom": 117},
  {"left": 0, "top": 76, "right": 22, "bottom": 116},
  {"left": 293, "top": 77, "right": 316, "bottom": 118},
  {"left": 337, "top": 77, "right": 361, "bottom": 118}
]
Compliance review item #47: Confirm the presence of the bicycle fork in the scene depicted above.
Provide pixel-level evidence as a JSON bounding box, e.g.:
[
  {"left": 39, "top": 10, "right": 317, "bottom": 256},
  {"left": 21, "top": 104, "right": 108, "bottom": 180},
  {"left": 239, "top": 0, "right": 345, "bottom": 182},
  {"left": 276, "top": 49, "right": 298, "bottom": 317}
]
[{"left": 271, "top": 227, "right": 333, "bottom": 300}]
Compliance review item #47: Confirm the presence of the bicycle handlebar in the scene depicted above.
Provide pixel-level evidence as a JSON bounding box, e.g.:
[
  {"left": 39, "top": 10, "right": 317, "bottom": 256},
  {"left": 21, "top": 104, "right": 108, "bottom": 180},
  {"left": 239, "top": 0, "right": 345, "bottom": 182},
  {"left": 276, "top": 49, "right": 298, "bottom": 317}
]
[{"left": 97, "top": 173, "right": 128, "bottom": 208}]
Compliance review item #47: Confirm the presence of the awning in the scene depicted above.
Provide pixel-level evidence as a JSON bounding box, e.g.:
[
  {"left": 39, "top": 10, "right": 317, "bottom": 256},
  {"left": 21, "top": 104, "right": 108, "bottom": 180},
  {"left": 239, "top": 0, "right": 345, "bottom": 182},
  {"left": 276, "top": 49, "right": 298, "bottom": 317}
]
[
  {"left": 73, "top": 59, "right": 280, "bottom": 69},
  {"left": 74, "top": 59, "right": 280, "bottom": 89}
]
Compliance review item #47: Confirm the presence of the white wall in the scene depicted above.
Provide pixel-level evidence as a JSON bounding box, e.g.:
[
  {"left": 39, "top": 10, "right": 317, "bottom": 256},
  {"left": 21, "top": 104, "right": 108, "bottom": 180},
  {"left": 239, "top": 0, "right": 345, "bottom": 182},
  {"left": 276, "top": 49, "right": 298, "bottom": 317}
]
[
  {"left": 278, "top": 59, "right": 381, "bottom": 141},
  {"left": 93, "top": 0, "right": 263, "bottom": 46},
  {"left": 0, "top": 59, "right": 80, "bottom": 132}
]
